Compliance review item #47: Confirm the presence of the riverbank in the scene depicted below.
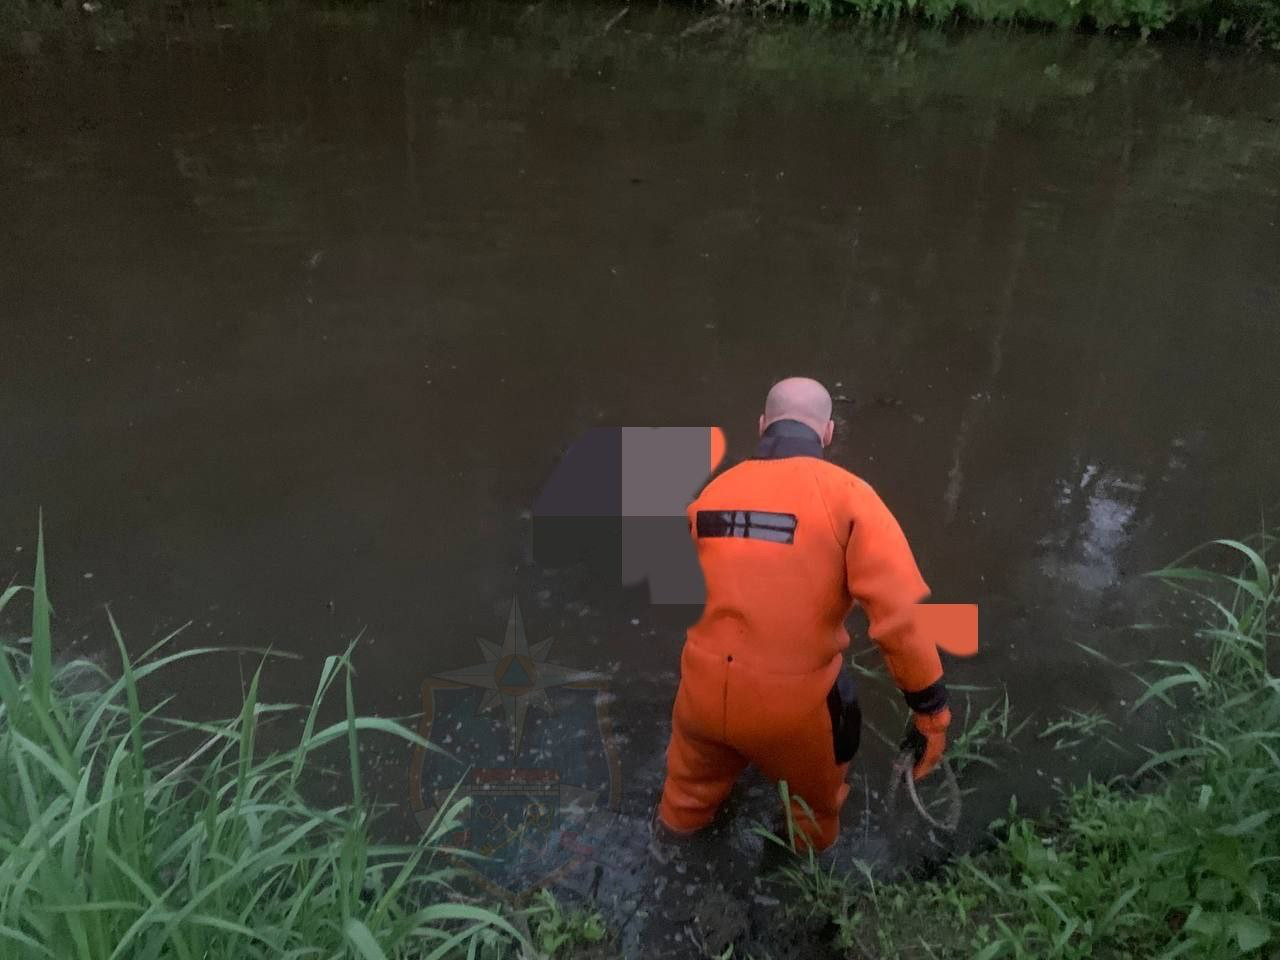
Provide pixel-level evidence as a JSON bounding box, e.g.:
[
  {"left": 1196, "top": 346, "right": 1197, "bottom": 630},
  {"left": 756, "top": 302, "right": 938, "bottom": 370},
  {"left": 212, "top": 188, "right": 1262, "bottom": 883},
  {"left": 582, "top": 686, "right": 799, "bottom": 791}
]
[
  {"left": 556, "top": 535, "right": 1279, "bottom": 958},
  {"left": 769, "top": 0, "right": 1279, "bottom": 47},
  {"left": 738, "top": 536, "right": 1279, "bottom": 959},
  {"left": 4, "top": 527, "right": 1275, "bottom": 958},
  {"left": 2, "top": 0, "right": 1278, "bottom": 54},
  {"left": 0, "top": 527, "right": 527, "bottom": 960}
]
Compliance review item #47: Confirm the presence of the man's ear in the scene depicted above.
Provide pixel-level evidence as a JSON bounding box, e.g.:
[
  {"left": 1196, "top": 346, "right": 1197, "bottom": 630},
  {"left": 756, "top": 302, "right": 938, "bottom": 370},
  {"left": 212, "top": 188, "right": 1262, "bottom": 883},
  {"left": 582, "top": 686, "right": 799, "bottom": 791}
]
[
  {"left": 758, "top": 414, "right": 766, "bottom": 437},
  {"left": 822, "top": 420, "right": 835, "bottom": 447}
]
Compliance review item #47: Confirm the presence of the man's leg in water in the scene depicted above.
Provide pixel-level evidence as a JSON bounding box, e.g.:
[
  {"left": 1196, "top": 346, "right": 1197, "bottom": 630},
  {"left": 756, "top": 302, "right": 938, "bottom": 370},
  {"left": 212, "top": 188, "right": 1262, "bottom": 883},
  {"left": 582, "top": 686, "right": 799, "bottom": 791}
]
[
  {"left": 751, "top": 704, "right": 851, "bottom": 852},
  {"left": 658, "top": 688, "right": 748, "bottom": 834}
]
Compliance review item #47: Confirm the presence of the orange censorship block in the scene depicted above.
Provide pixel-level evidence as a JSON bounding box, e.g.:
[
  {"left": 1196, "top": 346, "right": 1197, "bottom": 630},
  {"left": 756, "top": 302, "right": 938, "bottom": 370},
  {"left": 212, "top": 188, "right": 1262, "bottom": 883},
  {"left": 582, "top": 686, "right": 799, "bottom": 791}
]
[{"left": 913, "top": 603, "right": 980, "bottom": 657}]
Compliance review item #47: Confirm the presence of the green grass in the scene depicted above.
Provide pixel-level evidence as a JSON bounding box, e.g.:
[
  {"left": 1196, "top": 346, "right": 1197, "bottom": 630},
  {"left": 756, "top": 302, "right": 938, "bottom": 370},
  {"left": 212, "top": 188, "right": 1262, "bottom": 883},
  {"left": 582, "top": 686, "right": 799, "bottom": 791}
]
[
  {"left": 754, "top": 785, "right": 873, "bottom": 953},
  {"left": 746, "top": 0, "right": 1280, "bottom": 46},
  {"left": 5, "top": 514, "right": 1277, "bottom": 959},
  {"left": 1037, "top": 709, "right": 1120, "bottom": 752},
  {"left": 3, "top": 0, "right": 1279, "bottom": 50},
  {"left": 0, "top": 518, "right": 524, "bottom": 960},
  {"left": 765, "top": 534, "right": 1279, "bottom": 959},
  {"left": 949, "top": 688, "right": 1032, "bottom": 773},
  {"left": 525, "top": 890, "right": 608, "bottom": 957}
]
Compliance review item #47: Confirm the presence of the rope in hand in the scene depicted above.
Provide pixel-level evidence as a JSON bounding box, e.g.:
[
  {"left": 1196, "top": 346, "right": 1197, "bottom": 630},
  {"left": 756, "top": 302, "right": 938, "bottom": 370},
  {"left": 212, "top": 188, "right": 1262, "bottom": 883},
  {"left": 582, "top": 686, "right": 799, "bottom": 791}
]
[{"left": 886, "top": 750, "right": 962, "bottom": 833}]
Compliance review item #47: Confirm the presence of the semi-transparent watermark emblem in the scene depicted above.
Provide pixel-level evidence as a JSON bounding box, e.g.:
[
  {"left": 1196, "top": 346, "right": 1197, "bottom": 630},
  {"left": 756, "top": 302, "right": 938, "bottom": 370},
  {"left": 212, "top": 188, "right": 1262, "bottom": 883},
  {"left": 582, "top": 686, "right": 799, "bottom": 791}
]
[{"left": 408, "top": 598, "right": 621, "bottom": 895}]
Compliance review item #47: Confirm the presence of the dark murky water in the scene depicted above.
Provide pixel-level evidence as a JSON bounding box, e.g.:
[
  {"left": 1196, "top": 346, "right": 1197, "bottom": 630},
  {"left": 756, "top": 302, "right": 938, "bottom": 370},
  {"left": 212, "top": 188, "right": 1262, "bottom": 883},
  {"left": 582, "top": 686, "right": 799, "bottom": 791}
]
[{"left": 2, "top": 3, "right": 1279, "bottom": 952}]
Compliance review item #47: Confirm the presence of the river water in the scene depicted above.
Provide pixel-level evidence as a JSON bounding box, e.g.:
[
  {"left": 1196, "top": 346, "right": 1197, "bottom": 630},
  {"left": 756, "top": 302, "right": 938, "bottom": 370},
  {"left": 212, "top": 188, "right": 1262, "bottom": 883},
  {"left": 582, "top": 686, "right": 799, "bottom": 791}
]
[{"left": 2, "top": 3, "right": 1279, "bottom": 953}]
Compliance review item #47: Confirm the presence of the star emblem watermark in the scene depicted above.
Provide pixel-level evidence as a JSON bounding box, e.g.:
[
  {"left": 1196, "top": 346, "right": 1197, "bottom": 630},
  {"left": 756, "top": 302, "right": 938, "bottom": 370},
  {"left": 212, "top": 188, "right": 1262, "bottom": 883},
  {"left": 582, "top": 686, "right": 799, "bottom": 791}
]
[
  {"left": 434, "top": 598, "right": 605, "bottom": 754},
  {"left": 410, "top": 595, "right": 623, "bottom": 895}
]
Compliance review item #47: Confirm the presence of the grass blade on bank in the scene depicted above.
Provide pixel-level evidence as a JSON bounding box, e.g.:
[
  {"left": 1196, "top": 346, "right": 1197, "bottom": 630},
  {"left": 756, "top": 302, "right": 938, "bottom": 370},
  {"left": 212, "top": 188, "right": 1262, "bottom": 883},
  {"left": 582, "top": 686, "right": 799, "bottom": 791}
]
[{"left": 0, "top": 528, "right": 522, "bottom": 960}]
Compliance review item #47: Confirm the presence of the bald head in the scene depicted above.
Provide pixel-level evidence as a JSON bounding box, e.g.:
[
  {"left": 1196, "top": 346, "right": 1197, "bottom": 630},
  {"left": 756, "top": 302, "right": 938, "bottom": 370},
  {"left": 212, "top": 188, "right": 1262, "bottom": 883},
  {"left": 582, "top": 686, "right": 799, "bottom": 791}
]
[{"left": 760, "top": 377, "right": 835, "bottom": 446}]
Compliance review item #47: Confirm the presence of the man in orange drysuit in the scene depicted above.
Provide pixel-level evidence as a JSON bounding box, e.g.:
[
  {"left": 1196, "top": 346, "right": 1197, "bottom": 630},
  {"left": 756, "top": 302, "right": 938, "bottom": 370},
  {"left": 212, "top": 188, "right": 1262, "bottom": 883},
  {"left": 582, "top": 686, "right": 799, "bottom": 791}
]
[{"left": 656, "top": 377, "right": 952, "bottom": 852}]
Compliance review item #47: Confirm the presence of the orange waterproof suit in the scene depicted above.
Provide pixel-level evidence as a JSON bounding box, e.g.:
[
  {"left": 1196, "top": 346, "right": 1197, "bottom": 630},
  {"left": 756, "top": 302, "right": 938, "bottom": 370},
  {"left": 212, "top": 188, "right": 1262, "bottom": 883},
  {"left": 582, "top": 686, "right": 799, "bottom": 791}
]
[{"left": 657, "top": 419, "right": 948, "bottom": 851}]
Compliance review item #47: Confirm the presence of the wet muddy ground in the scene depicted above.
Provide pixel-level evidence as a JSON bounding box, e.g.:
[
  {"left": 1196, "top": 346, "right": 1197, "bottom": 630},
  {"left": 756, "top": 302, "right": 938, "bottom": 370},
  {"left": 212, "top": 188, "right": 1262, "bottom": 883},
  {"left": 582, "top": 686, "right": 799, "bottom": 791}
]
[{"left": 2, "top": 3, "right": 1279, "bottom": 955}]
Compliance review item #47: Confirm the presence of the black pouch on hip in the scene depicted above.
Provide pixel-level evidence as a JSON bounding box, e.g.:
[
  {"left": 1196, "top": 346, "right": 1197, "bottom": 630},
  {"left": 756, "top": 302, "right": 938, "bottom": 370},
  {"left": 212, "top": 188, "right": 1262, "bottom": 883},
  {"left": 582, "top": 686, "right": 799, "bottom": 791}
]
[{"left": 826, "top": 669, "right": 862, "bottom": 765}]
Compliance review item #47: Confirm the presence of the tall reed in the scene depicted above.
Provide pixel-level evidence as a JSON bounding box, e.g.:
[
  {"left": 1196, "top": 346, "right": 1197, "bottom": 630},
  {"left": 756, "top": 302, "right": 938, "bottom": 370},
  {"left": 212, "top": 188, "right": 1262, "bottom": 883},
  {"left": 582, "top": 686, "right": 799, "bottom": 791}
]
[{"left": 0, "top": 521, "right": 522, "bottom": 960}]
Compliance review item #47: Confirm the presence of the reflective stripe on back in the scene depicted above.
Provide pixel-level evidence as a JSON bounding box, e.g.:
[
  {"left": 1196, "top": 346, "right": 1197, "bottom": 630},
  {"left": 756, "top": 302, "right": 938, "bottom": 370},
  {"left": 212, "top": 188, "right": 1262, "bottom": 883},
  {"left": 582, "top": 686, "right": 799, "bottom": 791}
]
[{"left": 695, "top": 510, "right": 797, "bottom": 545}]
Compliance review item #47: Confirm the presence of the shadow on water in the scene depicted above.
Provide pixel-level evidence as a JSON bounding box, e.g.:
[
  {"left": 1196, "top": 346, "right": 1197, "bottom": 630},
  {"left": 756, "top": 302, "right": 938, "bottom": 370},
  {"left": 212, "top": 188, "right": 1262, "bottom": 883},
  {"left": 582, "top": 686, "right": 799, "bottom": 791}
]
[{"left": 2, "top": 2, "right": 1279, "bottom": 954}]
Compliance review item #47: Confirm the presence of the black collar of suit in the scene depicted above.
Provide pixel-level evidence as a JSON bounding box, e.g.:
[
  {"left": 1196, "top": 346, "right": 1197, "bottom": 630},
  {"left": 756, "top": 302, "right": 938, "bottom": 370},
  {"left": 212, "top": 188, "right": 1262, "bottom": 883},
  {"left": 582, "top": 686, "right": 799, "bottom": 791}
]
[{"left": 753, "top": 419, "right": 825, "bottom": 460}]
